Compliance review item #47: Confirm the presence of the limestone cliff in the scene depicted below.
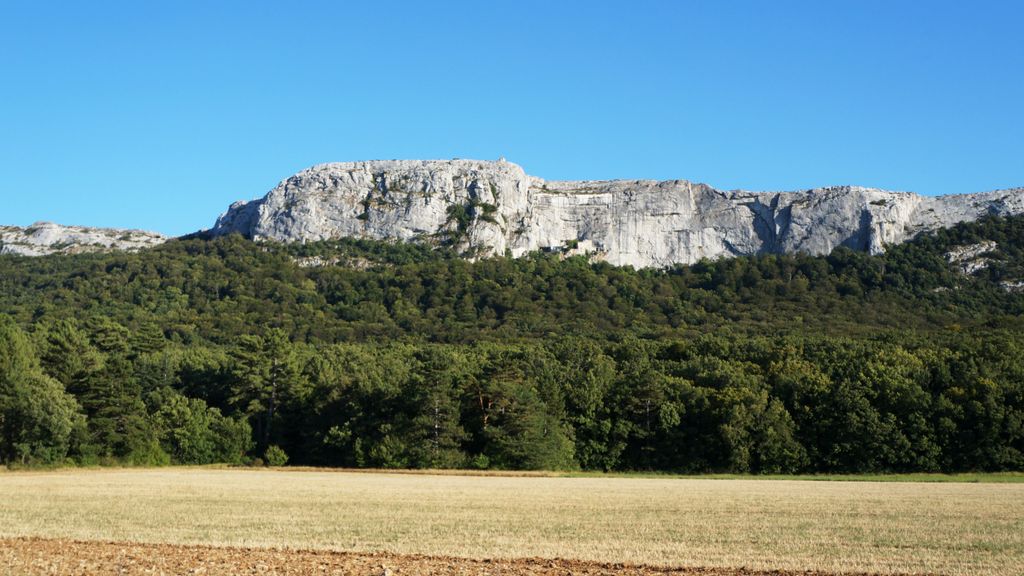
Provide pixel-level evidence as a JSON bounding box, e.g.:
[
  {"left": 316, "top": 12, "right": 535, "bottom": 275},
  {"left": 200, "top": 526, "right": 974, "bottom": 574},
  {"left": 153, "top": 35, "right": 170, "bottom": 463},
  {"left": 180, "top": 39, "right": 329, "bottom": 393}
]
[
  {"left": 0, "top": 222, "right": 167, "bottom": 257},
  {"left": 211, "top": 159, "right": 1024, "bottom": 268}
]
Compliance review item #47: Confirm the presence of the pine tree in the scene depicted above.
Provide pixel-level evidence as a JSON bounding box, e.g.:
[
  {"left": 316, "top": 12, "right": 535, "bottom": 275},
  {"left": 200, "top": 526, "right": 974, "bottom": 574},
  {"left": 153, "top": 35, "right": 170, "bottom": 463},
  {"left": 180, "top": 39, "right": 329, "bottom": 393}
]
[
  {"left": 406, "top": 347, "right": 467, "bottom": 468},
  {"left": 230, "top": 328, "right": 301, "bottom": 450},
  {"left": 38, "top": 319, "right": 104, "bottom": 394},
  {"left": 0, "top": 316, "right": 85, "bottom": 465}
]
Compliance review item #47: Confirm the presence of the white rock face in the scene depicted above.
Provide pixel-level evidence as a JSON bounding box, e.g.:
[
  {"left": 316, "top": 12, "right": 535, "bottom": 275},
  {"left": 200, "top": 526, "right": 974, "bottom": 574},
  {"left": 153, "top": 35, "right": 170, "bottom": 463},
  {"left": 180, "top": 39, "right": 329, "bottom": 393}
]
[
  {"left": 0, "top": 222, "right": 167, "bottom": 257},
  {"left": 1002, "top": 281, "right": 1024, "bottom": 293},
  {"left": 945, "top": 241, "right": 999, "bottom": 275},
  {"left": 212, "top": 159, "right": 1024, "bottom": 268}
]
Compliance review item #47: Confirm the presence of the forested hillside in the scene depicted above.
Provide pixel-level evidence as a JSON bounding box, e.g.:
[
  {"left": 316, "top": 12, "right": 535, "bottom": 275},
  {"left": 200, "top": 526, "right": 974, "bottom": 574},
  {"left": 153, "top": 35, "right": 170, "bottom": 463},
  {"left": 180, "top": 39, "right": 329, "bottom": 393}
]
[{"left": 1, "top": 216, "right": 1022, "bottom": 472}]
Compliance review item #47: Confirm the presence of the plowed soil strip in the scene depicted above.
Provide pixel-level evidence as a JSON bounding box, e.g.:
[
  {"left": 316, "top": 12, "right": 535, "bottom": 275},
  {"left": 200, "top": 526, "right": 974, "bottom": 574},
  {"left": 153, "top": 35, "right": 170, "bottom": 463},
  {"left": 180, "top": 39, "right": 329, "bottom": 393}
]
[{"left": 0, "top": 538, "right": 928, "bottom": 576}]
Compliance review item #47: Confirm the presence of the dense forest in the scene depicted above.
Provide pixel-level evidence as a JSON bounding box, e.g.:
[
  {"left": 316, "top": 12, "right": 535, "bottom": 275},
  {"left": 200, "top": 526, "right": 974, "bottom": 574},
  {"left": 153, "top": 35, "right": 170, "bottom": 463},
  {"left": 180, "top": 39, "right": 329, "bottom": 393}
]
[{"left": 1, "top": 216, "right": 1023, "bottom": 472}]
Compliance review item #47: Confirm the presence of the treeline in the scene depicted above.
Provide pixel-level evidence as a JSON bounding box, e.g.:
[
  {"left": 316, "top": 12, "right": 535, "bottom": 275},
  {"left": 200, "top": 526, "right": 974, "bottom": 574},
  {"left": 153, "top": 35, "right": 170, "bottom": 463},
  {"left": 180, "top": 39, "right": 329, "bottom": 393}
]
[
  {"left": 1, "top": 215, "right": 1023, "bottom": 471},
  {"left": 2, "top": 317, "right": 1022, "bottom": 472}
]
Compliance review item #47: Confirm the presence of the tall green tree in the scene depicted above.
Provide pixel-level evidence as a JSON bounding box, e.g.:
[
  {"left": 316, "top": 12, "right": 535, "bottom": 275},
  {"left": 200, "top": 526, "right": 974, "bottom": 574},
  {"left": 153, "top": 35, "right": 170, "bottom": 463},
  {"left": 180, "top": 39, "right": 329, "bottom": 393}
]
[
  {"left": 0, "top": 317, "right": 85, "bottom": 465},
  {"left": 404, "top": 347, "right": 468, "bottom": 468},
  {"left": 81, "top": 356, "right": 166, "bottom": 464},
  {"left": 469, "top": 346, "right": 575, "bottom": 470},
  {"left": 38, "top": 319, "right": 104, "bottom": 394},
  {"left": 548, "top": 338, "right": 620, "bottom": 470},
  {"left": 230, "top": 328, "right": 302, "bottom": 450}
]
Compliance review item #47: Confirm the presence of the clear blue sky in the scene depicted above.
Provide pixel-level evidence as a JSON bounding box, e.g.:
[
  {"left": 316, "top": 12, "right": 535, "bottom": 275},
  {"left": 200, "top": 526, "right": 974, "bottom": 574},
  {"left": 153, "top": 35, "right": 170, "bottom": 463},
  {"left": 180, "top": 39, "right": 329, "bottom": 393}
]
[{"left": 2, "top": 1, "right": 1022, "bottom": 236}]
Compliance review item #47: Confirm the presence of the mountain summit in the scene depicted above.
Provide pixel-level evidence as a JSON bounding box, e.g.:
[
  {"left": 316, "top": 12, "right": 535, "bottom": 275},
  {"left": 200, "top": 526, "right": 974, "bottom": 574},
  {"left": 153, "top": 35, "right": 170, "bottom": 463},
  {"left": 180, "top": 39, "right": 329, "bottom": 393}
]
[{"left": 211, "top": 159, "right": 1024, "bottom": 268}]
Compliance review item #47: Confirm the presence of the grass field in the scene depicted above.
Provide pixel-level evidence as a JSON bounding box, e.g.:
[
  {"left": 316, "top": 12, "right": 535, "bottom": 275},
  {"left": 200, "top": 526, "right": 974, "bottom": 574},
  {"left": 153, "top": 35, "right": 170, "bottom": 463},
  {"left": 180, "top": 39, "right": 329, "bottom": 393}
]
[{"left": 1, "top": 468, "right": 1022, "bottom": 575}]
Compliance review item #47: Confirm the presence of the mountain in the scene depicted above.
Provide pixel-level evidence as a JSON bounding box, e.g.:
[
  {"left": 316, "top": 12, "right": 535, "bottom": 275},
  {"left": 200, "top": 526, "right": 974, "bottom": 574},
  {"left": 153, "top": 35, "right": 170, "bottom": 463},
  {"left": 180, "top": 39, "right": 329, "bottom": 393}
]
[
  {"left": 4, "top": 164, "right": 1024, "bottom": 474},
  {"left": 0, "top": 222, "right": 167, "bottom": 257},
  {"left": 211, "top": 159, "right": 1024, "bottom": 267},
  {"left": 3, "top": 160, "right": 1021, "bottom": 265}
]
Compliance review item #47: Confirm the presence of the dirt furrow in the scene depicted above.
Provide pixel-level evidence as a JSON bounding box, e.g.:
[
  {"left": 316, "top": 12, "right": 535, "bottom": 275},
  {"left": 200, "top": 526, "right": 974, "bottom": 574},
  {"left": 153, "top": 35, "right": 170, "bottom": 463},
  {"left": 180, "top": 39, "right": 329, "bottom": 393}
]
[{"left": 0, "top": 537, "right": 934, "bottom": 576}]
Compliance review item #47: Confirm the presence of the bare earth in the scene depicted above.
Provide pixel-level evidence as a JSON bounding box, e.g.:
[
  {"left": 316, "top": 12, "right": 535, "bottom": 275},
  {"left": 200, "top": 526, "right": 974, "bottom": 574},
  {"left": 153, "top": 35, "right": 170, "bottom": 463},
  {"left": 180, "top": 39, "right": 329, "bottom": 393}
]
[{"left": 0, "top": 537, "right": 922, "bottom": 576}]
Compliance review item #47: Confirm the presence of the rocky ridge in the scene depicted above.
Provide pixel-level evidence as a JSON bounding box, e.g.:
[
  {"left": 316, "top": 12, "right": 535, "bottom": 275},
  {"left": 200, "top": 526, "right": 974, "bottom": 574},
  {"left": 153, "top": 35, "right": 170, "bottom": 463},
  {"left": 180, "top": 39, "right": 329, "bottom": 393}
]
[
  {"left": 0, "top": 222, "right": 167, "bottom": 257},
  {"left": 212, "top": 159, "right": 1024, "bottom": 268}
]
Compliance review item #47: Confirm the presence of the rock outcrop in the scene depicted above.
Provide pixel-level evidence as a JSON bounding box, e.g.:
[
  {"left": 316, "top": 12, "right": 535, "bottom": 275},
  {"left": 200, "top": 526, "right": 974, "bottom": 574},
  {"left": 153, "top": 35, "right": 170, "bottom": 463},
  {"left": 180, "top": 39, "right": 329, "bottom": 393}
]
[
  {"left": 945, "top": 241, "right": 1000, "bottom": 275},
  {"left": 211, "top": 159, "right": 1024, "bottom": 268},
  {"left": 0, "top": 222, "right": 167, "bottom": 257}
]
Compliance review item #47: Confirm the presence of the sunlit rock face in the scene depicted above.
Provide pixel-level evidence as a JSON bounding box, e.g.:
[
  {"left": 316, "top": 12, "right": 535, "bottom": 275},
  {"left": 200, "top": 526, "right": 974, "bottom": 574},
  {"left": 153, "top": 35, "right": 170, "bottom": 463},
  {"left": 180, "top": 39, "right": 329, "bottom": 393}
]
[
  {"left": 212, "top": 159, "right": 1024, "bottom": 268},
  {"left": 0, "top": 222, "right": 167, "bottom": 257}
]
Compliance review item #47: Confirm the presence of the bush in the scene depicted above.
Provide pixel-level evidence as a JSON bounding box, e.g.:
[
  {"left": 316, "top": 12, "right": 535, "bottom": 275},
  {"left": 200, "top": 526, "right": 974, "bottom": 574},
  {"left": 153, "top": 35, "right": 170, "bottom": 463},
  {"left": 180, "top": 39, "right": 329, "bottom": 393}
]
[{"left": 264, "top": 445, "right": 288, "bottom": 467}]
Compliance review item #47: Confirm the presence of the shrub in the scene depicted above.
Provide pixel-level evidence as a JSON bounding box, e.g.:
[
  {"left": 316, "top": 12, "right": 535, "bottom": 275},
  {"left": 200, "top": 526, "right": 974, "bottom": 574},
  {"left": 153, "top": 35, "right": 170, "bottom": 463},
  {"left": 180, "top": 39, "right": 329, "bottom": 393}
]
[{"left": 264, "top": 445, "right": 288, "bottom": 467}]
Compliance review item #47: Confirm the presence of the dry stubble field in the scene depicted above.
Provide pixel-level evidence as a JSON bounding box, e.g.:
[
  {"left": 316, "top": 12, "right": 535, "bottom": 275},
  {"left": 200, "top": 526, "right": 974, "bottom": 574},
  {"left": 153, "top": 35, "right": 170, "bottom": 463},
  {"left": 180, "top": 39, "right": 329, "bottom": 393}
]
[{"left": 0, "top": 468, "right": 1022, "bottom": 576}]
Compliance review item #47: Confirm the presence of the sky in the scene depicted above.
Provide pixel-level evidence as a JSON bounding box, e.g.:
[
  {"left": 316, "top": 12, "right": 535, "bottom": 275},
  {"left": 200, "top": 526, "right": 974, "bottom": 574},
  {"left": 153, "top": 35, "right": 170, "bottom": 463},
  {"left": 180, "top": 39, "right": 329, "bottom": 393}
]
[{"left": 1, "top": 1, "right": 1022, "bottom": 236}]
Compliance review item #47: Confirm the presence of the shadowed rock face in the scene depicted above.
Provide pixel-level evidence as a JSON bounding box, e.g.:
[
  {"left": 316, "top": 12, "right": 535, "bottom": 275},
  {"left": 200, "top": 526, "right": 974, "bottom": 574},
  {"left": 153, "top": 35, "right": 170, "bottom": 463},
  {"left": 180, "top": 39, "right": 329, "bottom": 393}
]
[
  {"left": 211, "top": 159, "right": 1024, "bottom": 268},
  {"left": 0, "top": 223, "right": 167, "bottom": 257}
]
